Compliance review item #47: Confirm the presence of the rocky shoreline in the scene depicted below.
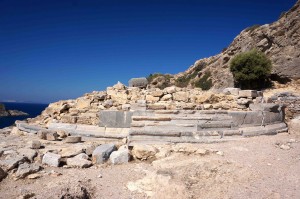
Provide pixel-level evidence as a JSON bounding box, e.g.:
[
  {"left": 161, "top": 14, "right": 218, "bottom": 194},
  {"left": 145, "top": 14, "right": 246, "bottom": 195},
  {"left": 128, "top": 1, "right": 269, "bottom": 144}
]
[{"left": 0, "top": 103, "right": 28, "bottom": 117}]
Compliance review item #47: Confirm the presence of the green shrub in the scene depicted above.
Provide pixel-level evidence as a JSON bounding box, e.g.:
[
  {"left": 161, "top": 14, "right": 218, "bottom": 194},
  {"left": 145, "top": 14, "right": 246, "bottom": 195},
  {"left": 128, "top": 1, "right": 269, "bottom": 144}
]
[
  {"left": 230, "top": 49, "right": 272, "bottom": 89},
  {"left": 147, "top": 73, "right": 172, "bottom": 89},
  {"left": 194, "top": 71, "right": 213, "bottom": 90}
]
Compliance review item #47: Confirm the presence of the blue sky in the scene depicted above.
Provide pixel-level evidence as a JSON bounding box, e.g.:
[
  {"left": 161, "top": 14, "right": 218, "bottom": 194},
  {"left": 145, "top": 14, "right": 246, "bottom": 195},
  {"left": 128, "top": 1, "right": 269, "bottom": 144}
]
[{"left": 0, "top": 0, "right": 296, "bottom": 103}]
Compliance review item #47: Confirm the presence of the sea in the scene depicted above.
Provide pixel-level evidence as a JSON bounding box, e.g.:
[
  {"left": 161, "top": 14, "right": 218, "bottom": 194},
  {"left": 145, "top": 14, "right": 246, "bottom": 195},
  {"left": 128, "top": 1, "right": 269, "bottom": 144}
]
[{"left": 0, "top": 102, "right": 48, "bottom": 129}]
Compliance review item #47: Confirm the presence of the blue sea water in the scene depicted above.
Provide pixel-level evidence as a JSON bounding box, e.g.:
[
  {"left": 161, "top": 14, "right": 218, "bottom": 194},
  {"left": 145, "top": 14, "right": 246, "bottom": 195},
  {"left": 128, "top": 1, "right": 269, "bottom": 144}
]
[{"left": 0, "top": 102, "right": 48, "bottom": 128}]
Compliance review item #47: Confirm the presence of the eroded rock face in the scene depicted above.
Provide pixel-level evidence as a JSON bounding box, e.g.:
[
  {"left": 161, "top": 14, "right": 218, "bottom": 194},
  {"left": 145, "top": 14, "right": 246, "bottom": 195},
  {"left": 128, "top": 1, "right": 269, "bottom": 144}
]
[{"left": 147, "top": 1, "right": 300, "bottom": 89}]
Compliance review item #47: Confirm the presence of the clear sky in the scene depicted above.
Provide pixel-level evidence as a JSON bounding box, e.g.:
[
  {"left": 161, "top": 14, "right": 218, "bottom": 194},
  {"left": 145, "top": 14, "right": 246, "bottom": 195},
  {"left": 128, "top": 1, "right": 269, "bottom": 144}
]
[{"left": 0, "top": 0, "right": 296, "bottom": 103}]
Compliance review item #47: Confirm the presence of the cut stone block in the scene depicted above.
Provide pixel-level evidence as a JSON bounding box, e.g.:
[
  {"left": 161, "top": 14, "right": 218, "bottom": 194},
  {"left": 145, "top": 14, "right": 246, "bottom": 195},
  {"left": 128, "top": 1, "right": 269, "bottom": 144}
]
[
  {"left": 223, "top": 87, "right": 240, "bottom": 96},
  {"left": 29, "top": 140, "right": 41, "bottom": 149},
  {"left": 64, "top": 136, "right": 82, "bottom": 143},
  {"left": 42, "top": 152, "right": 61, "bottom": 167},
  {"left": 92, "top": 144, "right": 116, "bottom": 164},
  {"left": 99, "top": 111, "right": 133, "bottom": 128},
  {"left": 0, "top": 156, "right": 29, "bottom": 171},
  {"left": 238, "top": 90, "right": 258, "bottom": 98}
]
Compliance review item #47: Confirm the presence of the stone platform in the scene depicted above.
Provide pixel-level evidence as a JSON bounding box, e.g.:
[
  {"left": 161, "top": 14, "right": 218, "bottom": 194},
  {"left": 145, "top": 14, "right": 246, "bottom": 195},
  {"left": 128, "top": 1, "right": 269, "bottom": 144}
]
[{"left": 16, "top": 103, "right": 287, "bottom": 145}]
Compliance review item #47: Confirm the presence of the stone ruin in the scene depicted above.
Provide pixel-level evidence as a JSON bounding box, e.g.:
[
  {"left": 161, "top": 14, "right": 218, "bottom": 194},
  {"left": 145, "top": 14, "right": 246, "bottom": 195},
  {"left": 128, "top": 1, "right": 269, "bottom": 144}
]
[{"left": 18, "top": 81, "right": 289, "bottom": 145}]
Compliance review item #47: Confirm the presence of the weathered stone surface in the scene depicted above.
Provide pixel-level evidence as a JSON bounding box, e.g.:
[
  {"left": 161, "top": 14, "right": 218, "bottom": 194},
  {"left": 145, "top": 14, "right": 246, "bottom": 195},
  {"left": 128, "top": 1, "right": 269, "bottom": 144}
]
[
  {"left": 237, "top": 98, "right": 253, "bottom": 105},
  {"left": 64, "top": 136, "right": 82, "bottom": 143},
  {"left": 109, "top": 148, "right": 129, "bottom": 165},
  {"left": 0, "top": 156, "right": 29, "bottom": 171},
  {"left": 37, "top": 130, "right": 47, "bottom": 140},
  {"left": 0, "top": 167, "right": 7, "bottom": 181},
  {"left": 161, "top": 94, "right": 172, "bottom": 101},
  {"left": 99, "top": 111, "right": 133, "bottom": 128},
  {"left": 113, "top": 81, "right": 126, "bottom": 90},
  {"left": 17, "top": 123, "right": 45, "bottom": 134},
  {"left": 146, "top": 95, "right": 160, "bottom": 102},
  {"left": 289, "top": 116, "right": 300, "bottom": 135},
  {"left": 46, "top": 131, "right": 59, "bottom": 141},
  {"left": 173, "top": 91, "right": 189, "bottom": 102},
  {"left": 223, "top": 87, "right": 240, "bottom": 96},
  {"left": 15, "top": 163, "right": 41, "bottom": 179},
  {"left": 60, "top": 145, "right": 84, "bottom": 158},
  {"left": 92, "top": 144, "right": 116, "bottom": 164},
  {"left": 147, "top": 104, "right": 166, "bottom": 110},
  {"left": 132, "top": 144, "right": 158, "bottom": 160},
  {"left": 66, "top": 154, "right": 92, "bottom": 168},
  {"left": 151, "top": 90, "right": 164, "bottom": 97},
  {"left": 249, "top": 103, "right": 281, "bottom": 112},
  {"left": 164, "top": 86, "right": 177, "bottom": 94},
  {"left": 18, "top": 148, "right": 37, "bottom": 162},
  {"left": 29, "top": 140, "right": 41, "bottom": 149},
  {"left": 77, "top": 98, "right": 91, "bottom": 109},
  {"left": 128, "top": 77, "right": 148, "bottom": 88},
  {"left": 42, "top": 152, "right": 61, "bottom": 167},
  {"left": 238, "top": 90, "right": 258, "bottom": 98}
]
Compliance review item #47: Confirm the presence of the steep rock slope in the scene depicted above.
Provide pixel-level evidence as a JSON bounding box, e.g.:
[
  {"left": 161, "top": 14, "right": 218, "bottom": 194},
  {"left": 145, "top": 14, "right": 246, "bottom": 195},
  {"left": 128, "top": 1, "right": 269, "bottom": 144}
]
[{"left": 150, "top": 0, "right": 300, "bottom": 89}]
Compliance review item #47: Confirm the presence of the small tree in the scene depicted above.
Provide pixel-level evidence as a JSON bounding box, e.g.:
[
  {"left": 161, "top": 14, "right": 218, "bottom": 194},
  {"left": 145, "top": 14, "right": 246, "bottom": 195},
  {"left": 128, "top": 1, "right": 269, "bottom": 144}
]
[{"left": 230, "top": 49, "right": 272, "bottom": 89}]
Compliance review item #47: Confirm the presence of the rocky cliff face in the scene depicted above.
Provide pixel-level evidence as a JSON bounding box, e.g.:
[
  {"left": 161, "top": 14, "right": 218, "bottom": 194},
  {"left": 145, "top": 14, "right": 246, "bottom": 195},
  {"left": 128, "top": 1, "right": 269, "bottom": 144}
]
[{"left": 149, "top": 0, "right": 300, "bottom": 89}]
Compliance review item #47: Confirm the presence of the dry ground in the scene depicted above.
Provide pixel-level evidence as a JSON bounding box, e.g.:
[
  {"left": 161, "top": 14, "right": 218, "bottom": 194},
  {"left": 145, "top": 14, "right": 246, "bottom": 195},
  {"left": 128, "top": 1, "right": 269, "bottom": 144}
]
[{"left": 0, "top": 130, "right": 299, "bottom": 199}]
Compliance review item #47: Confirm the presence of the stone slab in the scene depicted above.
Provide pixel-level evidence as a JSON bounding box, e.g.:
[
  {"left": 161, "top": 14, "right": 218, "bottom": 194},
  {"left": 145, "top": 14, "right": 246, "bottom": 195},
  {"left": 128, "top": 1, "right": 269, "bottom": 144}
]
[{"left": 99, "top": 111, "right": 133, "bottom": 128}]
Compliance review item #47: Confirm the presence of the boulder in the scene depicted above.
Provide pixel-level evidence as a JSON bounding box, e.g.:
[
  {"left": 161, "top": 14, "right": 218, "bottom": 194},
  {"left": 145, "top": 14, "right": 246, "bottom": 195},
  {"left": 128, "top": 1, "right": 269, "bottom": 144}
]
[
  {"left": 0, "top": 156, "right": 29, "bottom": 171},
  {"left": 151, "top": 90, "right": 164, "bottom": 97},
  {"left": 237, "top": 98, "right": 253, "bottom": 105},
  {"left": 289, "top": 116, "right": 300, "bottom": 135},
  {"left": 164, "top": 86, "right": 177, "bottom": 94},
  {"left": 92, "top": 144, "right": 116, "bottom": 164},
  {"left": 60, "top": 145, "right": 84, "bottom": 158},
  {"left": 238, "top": 90, "right": 258, "bottom": 98},
  {"left": 132, "top": 144, "right": 158, "bottom": 160},
  {"left": 18, "top": 148, "right": 37, "bottom": 162},
  {"left": 29, "top": 140, "right": 41, "bottom": 149},
  {"left": 15, "top": 163, "right": 41, "bottom": 179},
  {"left": 147, "top": 104, "right": 166, "bottom": 110},
  {"left": 161, "top": 94, "right": 173, "bottom": 101},
  {"left": 42, "top": 152, "right": 61, "bottom": 167},
  {"left": 77, "top": 98, "right": 91, "bottom": 109},
  {"left": 173, "top": 91, "right": 189, "bottom": 102},
  {"left": 110, "top": 149, "right": 129, "bottom": 165},
  {"left": 0, "top": 167, "right": 7, "bottom": 181},
  {"left": 223, "top": 87, "right": 240, "bottom": 96},
  {"left": 64, "top": 136, "right": 82, "bottom": 143},
  {"left": 46, "top": 131, "right": 59, "bottom": 141},
  {"left": 113, "top": 81, "right": 126, "bottom": 90},
  {"left": 146, "top": 95, "right": 160, "bottom": 102},
  {"left": 66, "top": 154, "right": 92, "bottom": 168}
]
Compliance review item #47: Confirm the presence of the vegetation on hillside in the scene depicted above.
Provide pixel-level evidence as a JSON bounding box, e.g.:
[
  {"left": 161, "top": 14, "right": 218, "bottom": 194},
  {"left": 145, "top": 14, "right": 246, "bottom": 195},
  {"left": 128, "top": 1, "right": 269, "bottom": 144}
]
[
  {"left": 230, "top": 49, "right": 272, "bottom": 89},
  {"left": 194, "top": 71, "right": 213, "bottom": 90}
]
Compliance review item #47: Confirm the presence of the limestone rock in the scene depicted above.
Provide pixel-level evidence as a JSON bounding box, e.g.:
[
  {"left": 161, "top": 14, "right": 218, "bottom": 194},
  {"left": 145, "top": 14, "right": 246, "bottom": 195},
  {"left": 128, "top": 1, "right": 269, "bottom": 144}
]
[
  {"left": 0, "top": 167, "right": 7, "bottom": 181},
  {"left": 132, "top": 144, "right": 158, "bottom": 160},
  {"left": 223, "top": 87, "right": 240, "bottom": 96},
  {"left": 128, "top": 77, "right": 148, "bottom": 88},
  {"left": 289, "top": 116, "right": 300, "bottom": 135},
  {"left": 161, "top": 94, "right": 172, "bottom": 101},
  {"left": 173, "top": 91, "right": 189, "bottom": 102},
  {"left": 64, "top": 136, "right": 82, "bottom": 143},
  {"left": 92, "top": 144, "right": 116, "bottom": 164},
  {"left": 46, "top": 131, "right": 59, "bottom": 141},
  {"left": 18, "top": 148, "right": 37, "bottom": 162},
  {"left": 66, "top": 153, "right": 92, "bottom": 168},
  {"left": 0, "top": 156, "right": 29, "bottom": 171},
  {"left": 60, "top": 145, "right": 84, "bottom": 158},
  {"left": 15, "top": 163, "right": 41, "bottom": 179},
  {"left": 164, "top": 86, "right": 177, "bottom": 94},
  {"left": 42, "top": 152, "right": 61, "bottom": 167},
  {"left": 113, "top": 81, "right": 126, "bottom": 90},
  {"left": 29, "top": 140, "right": 41, "bottom": 149},
  {"left": 151, "top": 90, "right": 164, "bottom": 97},
  {"left": 109, "top": 148, "right": 129, "bottom": 165},
  {"left": 238, "top": 90, "right": 258, "bottom": 98}
]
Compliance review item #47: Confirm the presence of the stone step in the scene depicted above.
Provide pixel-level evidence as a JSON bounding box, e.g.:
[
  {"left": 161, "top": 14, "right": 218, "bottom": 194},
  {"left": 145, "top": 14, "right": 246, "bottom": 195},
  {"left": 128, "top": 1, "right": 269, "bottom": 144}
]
[
  {"left": 240, "top": 122, "right": 287, "bottom": 137},
  {"left": 132, "top": 116, "right": 171, "bottom": 121},
  {"left": 197, "top": 121, "right": 233, "bottom": 129}
]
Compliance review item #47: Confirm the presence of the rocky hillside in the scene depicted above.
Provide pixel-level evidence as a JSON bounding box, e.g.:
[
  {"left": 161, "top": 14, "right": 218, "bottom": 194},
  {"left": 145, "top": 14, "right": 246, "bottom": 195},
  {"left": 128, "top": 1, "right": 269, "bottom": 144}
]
[{"left": 149, "top": 0, "right": 300, "bottom": 89}]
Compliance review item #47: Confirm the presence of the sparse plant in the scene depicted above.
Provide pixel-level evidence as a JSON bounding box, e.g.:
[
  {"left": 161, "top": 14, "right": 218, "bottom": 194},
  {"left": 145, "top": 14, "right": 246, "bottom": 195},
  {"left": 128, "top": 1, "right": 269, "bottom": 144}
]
[{"left": 194, "top": 71, "right": 213, "bottom": 90}]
